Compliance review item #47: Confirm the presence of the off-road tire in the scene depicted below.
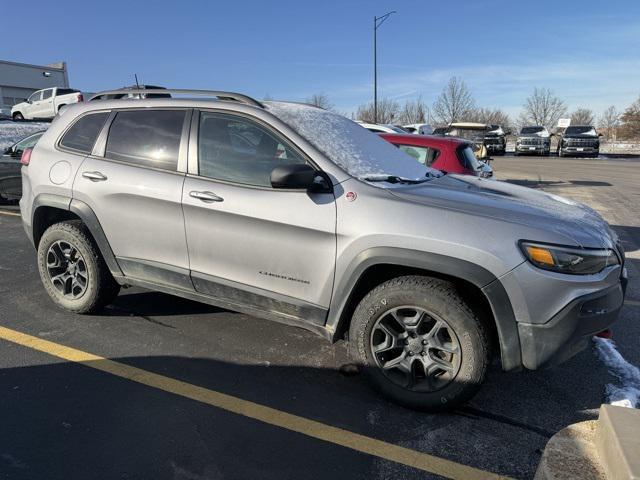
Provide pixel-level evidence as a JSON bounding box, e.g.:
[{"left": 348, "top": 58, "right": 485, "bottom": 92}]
[
  {"left": 348, "top": 275, "right": 490, "bottom": 411},
  {"left": 37, "top": 220, "right": 120, "bottom": 313}
]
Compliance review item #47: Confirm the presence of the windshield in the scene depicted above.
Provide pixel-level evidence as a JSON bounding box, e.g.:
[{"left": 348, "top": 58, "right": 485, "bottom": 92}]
[
  {"left": 459, "top": 145, "right": 482, "bottom": 171},
  {"left": 520, "top": 126, "right": 545, "bottom": 134},
  {"left": 565, "top": 126, "right": 596, "bottom": 135},
  {"left": 266, "top": 102, "right": 440, "bottom": 181}
]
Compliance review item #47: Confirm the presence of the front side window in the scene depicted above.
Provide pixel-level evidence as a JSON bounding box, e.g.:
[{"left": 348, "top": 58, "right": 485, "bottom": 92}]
[
  {"left": 198, "top": 112, "right": 306, "bottom": 187},
  {"left": 459, "top": 145, "right": 482, "bottom": 171},
  {"left": 398, "top": 145, "right": 440, "bottom": 166},
  {"left": 59, "top": 112, "right": 110, "bottom": 153},
  {"left": 42, "top": 89, "right": 53, "bottom": 100},
  {"left": 105, "top": 110, "right": 186, "bottom": 171},
  {"left": 28, "top": 91, "right": 42, "bottom": 103}
]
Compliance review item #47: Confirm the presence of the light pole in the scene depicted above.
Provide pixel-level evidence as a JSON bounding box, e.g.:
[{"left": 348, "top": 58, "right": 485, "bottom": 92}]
[{"left": 373, "top": 11, "right": 396, "bottom": 124}]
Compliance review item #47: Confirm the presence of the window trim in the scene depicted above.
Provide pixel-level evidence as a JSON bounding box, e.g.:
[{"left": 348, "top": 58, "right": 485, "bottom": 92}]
[
  {"left": 90, "top": 107, "right": 192, "bottom": 174},
  {"left": 56, "top": 109, "right": 112, "bottom": 156},
  {"left": 187, "top": 108, "right": 322, "bottom": 190}
]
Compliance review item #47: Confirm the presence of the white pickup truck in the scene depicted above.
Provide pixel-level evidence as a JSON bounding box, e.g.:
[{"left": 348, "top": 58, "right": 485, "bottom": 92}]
[{"left": 11, "top": 87, "right": 84, "bottom": 121}]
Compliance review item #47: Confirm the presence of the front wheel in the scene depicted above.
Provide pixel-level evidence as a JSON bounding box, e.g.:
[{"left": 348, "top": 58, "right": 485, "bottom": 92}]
[
  {"left": 12, "top": 112, "right": 24, "bottom": 121},
  {"left": 348, "top": 276, "right": 490, "bottom": 411}
]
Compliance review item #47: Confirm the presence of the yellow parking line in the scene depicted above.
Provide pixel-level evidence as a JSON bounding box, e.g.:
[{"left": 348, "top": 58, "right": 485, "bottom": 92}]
[
  {"left": 0, "top": 209, "right": 20, "bottom": 217},
  {"left": 0, "top": 325, "right": 506, "bottom": 480}
]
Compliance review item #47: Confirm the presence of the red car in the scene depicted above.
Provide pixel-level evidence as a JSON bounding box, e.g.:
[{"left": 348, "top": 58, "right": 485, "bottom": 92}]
[{"left": 378, "top": 133, "right": 493, "bottom": 177}]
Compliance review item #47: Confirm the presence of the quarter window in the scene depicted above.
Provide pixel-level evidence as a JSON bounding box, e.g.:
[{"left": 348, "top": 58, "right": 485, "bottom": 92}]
[
  {"left": 105, "top": 110, "right": 186, "bottom": 171},
  {"left": 198, "top": 112, "right": 306, "bottom": 187},
  {"left": 398, "top": 145, "right": 440, "bottom": 166},
  {"left": 59, "top": 112, "right": 109, "bottom": 153}
]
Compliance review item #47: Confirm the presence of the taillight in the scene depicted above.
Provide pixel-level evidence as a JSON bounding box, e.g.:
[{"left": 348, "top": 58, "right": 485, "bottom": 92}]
[
  {"left": 77, "top": 93, "right": 84, "bottom": 102},
  {"left": 20, "top": 147, "right": 33, "bottom": 166}
]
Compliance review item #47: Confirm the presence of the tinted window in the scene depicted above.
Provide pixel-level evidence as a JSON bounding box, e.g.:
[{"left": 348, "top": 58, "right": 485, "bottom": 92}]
[
  {"left": 15, "top": 132, "right": 44, "bottom": 152},
  {"left": 60, "top": 112, "right": 109, "bottom": 153},
  {"left": 198, "top": 112, "right": 306, "bottom": 187},
  {"left": 565, "top": 126, "right": 596, "bottom": 135},
  {"left": 57, "top": 88, "right": 79, "bottom": 96},
  {"left": 42, "top": 89, "right": 53, "bottom": 100},
  {"left": 105, "top": 110, "right": 186, "bottom": 171},
  {"left": 398, "top": 145, "right": 440, "bottom": 166},
  {"left": 459, "top": 146, "right": 481, "bottom": 171},
  {"left": 521, "top": 126, "right": 544, "bottom": 134}
]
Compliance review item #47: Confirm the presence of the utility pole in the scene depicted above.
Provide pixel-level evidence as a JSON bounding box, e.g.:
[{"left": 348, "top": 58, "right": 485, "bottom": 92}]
[{"left": 373, "top": 11, "right": 396, "bottom": 123}]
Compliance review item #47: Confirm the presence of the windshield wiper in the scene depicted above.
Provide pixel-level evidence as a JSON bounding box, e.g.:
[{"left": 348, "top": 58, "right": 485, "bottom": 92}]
[{"left": 361, "top": 174, "right": 431, "bottom": 184}]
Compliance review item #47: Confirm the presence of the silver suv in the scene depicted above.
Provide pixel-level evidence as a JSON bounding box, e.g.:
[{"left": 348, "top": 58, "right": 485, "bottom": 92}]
[{"left": 20, "top": 89, "right": 627, "bottom": 410}]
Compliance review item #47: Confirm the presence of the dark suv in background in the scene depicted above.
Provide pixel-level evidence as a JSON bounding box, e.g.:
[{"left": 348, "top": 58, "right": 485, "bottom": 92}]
[
  {"left": 558, "top": 125, "right": 601, "bottom": 157},
  {"left": 515, "top": 126, "right": 551, "bottom": 156},
  {"left": 483, "top": 124, "right": 507, "bottom": 156}
]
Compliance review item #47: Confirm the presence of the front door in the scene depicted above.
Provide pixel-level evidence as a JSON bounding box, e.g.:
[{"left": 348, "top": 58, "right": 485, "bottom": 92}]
[{"left": 182, "top": 111, "right": 336, "bottom": 323}]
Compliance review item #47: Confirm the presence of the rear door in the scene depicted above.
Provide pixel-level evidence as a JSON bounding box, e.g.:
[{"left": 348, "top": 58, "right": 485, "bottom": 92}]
[
  {"left": 181, "top": 110, "right": 336, "bottom": 323},
  {"left": 72, "top": 108, "right": 192, "bottom": 289},
  {"left": 39, "top": 88, "right": 55, "bottom": 117}
]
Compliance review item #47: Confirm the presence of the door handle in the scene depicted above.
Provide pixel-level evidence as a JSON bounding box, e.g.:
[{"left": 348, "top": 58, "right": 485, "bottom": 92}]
[
  {"left": 82, "top": 171, "right": 108, "bottom": 182},
  {"left": 189, "top": 190, "right": 224, "bottom": 203}
]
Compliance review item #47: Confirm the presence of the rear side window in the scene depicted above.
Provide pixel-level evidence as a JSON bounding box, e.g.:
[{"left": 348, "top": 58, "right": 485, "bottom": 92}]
[
  {"left": 59, "top": 112, "right": 109, "bottom": 153},
  {"left": 42, "top": 89, "right": 53, "bottom": 100},
  {"left": 105, "top": 110, "right": 186, "bottom": 171},
  {"left": 398, "top": 145, "right": 440, "bottom": 166}
]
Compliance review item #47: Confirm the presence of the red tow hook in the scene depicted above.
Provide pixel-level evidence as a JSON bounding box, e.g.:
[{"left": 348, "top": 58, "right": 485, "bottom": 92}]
[{"left": 595, "top": 329, "right": 613, "bottom": 339}]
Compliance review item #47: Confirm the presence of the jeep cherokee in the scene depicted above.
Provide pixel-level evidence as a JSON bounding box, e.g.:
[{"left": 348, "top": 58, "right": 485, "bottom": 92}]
[{"left": 20, "top": 89, "right": 627, "bottom": 410}]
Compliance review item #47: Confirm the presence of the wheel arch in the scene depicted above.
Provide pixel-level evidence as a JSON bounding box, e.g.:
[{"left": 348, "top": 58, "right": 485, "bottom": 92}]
[
  {"left": 31, "top": 194, "right": 122, "bottom": 276},
  {"left": 327, "top": 247, "right": 522, "bottom": 371}
]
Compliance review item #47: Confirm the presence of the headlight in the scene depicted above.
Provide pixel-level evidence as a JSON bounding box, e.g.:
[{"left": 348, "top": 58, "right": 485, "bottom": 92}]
[{"left": 520, "top": 241, "right": 619, "bottom": 275}]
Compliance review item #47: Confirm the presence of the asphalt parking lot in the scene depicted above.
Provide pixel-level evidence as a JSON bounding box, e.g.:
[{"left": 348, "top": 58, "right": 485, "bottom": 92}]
[{"left": 1, "top": 153, "right": 639, "bottom": 480}]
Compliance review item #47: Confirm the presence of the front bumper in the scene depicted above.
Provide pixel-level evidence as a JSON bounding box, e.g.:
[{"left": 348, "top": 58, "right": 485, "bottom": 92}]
[
  {"left": 517, "top": 277, "right": 626, "bottom": 370},
  {"left": 515, "top": 144, "right": 549, "bottom": 154},
  {"left": 562, "top": 146, "right": 599, "bottom": 155}
]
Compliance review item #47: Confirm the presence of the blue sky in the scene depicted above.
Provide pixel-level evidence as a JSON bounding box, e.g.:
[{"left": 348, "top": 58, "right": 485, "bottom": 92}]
[{"left": 3, "top": 0, "right": 639, "bottom": 119}]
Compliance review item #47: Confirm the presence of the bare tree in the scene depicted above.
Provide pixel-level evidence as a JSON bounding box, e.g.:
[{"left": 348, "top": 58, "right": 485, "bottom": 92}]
[
  {"left": 598, "top": 106, "right": 620, "bottom": 141},
  {"left": 570, "top": 107, "right": 594, "bottom": 126},
  {"left": 469, "top": 107, "right": 512, "bottom": 129},
  {"left": 356, "top": 98, "right": 400, "bottom": 123},
  {"left": 619, "top": 95, "right": 640, "bottom": 140},
  {"left": 432, "top": 77, "right": 475, "bottom": 124},
  {"left": 520, "top": 87, "right": 567, "bottom": 130},
  {"left": 397, "top": 96, "right": 430, "bottom": 125},
  {"left": 306, "top": 93, "right": 334, "bottom": 111}
]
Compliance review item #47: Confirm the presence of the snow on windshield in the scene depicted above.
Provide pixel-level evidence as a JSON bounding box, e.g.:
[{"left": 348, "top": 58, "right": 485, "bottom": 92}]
[{"left": 266, "top": 102, "right": 441, "bottom": 181}]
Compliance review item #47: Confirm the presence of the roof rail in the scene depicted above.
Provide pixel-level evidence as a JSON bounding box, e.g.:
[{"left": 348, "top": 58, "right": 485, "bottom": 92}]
[{"left": 88, "top": 89, "right": 265, "bottom": 108}]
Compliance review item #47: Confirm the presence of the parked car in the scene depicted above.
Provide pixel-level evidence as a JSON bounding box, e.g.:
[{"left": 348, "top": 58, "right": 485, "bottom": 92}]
[
  {"left": 557, "top": 125, "right": 601, "bottom": 157},
  {"left": 379, "top": 133, "right": 493, "bottom": 177},
  {"left": 0, "top": 131, "right": 44, "bottom": 200},
  {"left": 402, "top": 123, "right": 434, "bottom": 135},
  {"left": 483, "top": 124, "right": 507, "bottom": 156},
  {"left": 515, "top": 126, "right": 551, "bottom": 156},
  {"left": 11, "top": 88, "right": 84, "bottom": 121},
  {"left": 432, "top": 122, "right": 490, "bottom": 159},
  {"left": 90, "top": 84, "right": 171, "bottom": 101},
  {"left": 20, "top": 89, "right": 626, "bottom": 410},
  {"left": 356, "top": 122, "right": 407, "bottom": 134}
]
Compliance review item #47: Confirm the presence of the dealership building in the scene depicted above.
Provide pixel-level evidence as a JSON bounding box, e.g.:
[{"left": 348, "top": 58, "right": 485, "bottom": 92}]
[{"left": 0, "top": 59, "right": 70, "bottom": 115}]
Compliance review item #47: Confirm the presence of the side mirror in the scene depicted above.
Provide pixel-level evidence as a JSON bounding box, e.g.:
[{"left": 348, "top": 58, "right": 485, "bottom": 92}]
[{"left": 270, "top": 164, "right": 331, "bottom": 192}]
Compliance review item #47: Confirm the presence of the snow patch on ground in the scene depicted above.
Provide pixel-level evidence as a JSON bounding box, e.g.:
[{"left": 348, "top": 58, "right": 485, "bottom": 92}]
[
  {"left": 0, "top": 121, "right": 49, "bottom": 152},
  {"left": 594, "top": 337, "right": 640, "bottom": 408}
]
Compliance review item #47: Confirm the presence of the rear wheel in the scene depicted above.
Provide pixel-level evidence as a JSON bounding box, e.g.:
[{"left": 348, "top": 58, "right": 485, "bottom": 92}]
[
  {"left": 348, "top": 276, "right": 490, "bottom": 411},
  {"left": 37, "top": 220, "right": 120, "bottom": 313}
]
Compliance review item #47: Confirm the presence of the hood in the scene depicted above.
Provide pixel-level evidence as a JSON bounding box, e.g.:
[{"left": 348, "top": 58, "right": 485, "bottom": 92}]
[{"left": 388, "top": 175, "right": 616, "bottom": 249}]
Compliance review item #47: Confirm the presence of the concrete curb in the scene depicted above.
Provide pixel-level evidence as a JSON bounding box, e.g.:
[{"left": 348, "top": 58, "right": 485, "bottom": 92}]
[{"left": 536, "top": 405, "right": 640, "bottom": 479}]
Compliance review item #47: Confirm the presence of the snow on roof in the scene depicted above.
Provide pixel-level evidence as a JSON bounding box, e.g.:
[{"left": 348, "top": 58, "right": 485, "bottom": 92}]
[{"left": 266, "top": 102, "right": 440, "bottom": 181}]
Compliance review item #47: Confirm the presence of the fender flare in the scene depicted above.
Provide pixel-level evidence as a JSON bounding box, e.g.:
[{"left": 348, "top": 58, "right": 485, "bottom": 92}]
[
  {"left": 326, "top": 247, "right": 522, "bottom": 371},
  {"left": 31, "top": 194, "right": 122, "bottom": 276}
]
